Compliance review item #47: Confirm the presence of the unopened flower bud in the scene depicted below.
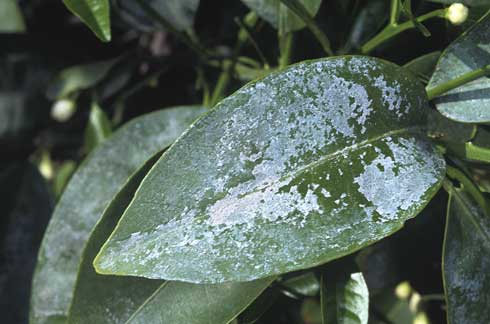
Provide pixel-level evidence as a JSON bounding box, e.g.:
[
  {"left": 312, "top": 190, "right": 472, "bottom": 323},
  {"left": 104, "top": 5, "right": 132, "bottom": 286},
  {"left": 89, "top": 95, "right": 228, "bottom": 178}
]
[
  {"left": 51, "top": 99, "right": 76, "bottom": 122},
  {"left": 447, "top": 3, "right": 469, "bottom": 25}
]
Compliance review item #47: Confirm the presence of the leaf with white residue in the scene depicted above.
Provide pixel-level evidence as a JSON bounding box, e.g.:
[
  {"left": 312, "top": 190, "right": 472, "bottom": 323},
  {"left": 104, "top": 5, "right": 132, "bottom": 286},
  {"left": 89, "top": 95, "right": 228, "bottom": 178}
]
[
  {"left": 94, "top": 56, "right": 445, "bottom": 283},
  {"left": 427, "top": 11, "right": 490, "bottom": 123}
]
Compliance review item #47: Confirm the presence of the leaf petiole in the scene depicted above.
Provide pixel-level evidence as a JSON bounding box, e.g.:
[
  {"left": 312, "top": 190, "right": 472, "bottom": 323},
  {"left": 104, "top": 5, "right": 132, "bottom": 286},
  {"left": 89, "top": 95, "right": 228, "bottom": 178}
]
[
  {"left": 361, "top": 8, "right": 446, "bottom": 54},
  {"left": 426, "top": 64, "right": 490, "bottom": 100}
]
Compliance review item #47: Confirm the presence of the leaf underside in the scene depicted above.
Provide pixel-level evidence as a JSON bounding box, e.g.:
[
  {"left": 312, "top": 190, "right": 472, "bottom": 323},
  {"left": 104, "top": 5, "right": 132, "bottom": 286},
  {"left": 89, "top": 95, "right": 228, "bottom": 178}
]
[{"left": 95, "top": 56, "right": 445, "bottom": 284}]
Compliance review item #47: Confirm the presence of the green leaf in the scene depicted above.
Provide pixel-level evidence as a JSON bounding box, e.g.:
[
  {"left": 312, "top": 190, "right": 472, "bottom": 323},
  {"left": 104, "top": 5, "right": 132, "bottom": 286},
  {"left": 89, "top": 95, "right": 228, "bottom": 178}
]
[
  {"left": 46, "top": 58, "right": 120, "bottom": 100},
  {"left": 84, "top": 102, "right": 112, "bottom": 153},
  {"left": 69, "top": 151, "right": 273, "bottom": 324},
  {"left": 427, "top": 11, "right": 490, "bottom": 123},
  {"left": 0, "top": 0, "right": 26, "bottom": 32},
  {"left": 427, "top": 109, "right": 476, "bottom": 143},
  {"left": 282, "top": 272, "right": 320, "bottom": 297},
  {"left": 94, "top": 56, "right": 446, "bottom": 283},
  {"left": 68, "top": 155, "right": 163, "bottom": 324},
  {"left": 62, "top": 0, "right": 111, "bottom": 42},
  {"left": 342, "top": 0, "right": 389, "bottom": 53},
  {"left": 116, "top": 0, "right": 200, "bottom": 31},
  {"left": 30, "top": 106, "right": 205, "bottom": 324},
  {"left": 53, "top": 161, "right": 77, "bottom": 199},
  {"left": 403, "top": 51, "right": 440, "bottom": 84},
  {"left": 443, "top": 184, "right": 490, "bottom": 324},
  {"left": 320, "top": 272, "right": 369, "bottom": 324},
  {"left": 125, "top": 279, "right": 275, "bottom": 323},
  {"left": 241, "top": 0, "right": 322, "bottom": 34}
]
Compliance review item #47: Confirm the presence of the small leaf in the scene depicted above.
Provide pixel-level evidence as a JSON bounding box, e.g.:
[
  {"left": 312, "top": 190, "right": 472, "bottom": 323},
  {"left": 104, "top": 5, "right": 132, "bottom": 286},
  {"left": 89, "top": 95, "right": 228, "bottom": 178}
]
[
  {"left": 63, "top": 0, "right": 111, "bottom": 42},
  {"left": 427, "top": 109, "right": 476, "bottom": 143},
  {"left": 403, "top": 51, "right": 440, "bottom": 84},
  {"left": 283, "top": 272, "right": 320, "bottom": 297},
  {"left": 116, "top": 0, "right": 200, "bottom": 31},
  {"left": 53, "top": 161, "right": 77, "bottom": 199},
  {"left": 30, "top": 106, "right": 206, "bottom": 324},
  {"left": 94, "top": 56, "right": 445, "bottom": 283},
  {"left": 443, "top": 184, "right": 490, "bottom": 324},
  {"left": 46, "top": 58, "right": 120, "bottom": 100},
  {"left": 241, "top": 0, "right": 322, "bottom": 34},
  {"left": 84, "top": 102, "right": 112, "bottom": 153},
  {"left": 320, "top": 272, "right": 369, "bottom": 324},
  {"left": 343, "top": 0, "right": 389, "bottom": 52},
  {"left": 0, "top": 0, "right": 26, "bottom": 32},
  {"left": 427, "top": 11, "right": 490, "bottom": 123}
]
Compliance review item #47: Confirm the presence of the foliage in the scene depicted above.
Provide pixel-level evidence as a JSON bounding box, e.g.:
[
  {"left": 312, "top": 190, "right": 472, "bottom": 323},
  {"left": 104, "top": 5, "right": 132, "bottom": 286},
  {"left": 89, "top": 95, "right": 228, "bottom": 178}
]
[{"left": 2, "top": 0, "right": 490, "bottom": 323}]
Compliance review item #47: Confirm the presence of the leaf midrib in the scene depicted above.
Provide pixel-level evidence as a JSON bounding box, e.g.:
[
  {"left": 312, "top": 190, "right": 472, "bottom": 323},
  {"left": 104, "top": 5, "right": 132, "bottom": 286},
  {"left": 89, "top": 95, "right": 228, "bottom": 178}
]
[{"left": 187, "top": 126, "right": 422, "bottom": 223}]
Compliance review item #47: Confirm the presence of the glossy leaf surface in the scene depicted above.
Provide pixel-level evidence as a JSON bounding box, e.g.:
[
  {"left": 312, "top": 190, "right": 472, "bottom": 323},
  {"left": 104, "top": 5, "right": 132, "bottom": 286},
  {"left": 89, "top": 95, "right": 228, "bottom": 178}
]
[
  {"left": 443, "top": 186, "right": 490, "bottom": 324},
  {"left": 95, "top": 56, "right": 445, "bottom": 283},
  {"left": 241, "top": 0, "right": 322, "bottom": 33},
  {"left": 68, "top": 156, "right": 163, "bottom": 324},
  {"left": 320, "top": 272, "right": 369, "bottom": 324},
  {"left": 30, "top": 106, "right": 205, "bottom": 324},
  {"left": 69, "top": 152, "right": 272, "bottom": 324},
  {"left": 63, "top": 0, "right": 111, "bottom": 41},
  {"left": 428, "top": 11, "right": 490, "bottom": 123},
  {"left": 126, "top": 279, "right": 275, "bottom": 323}
]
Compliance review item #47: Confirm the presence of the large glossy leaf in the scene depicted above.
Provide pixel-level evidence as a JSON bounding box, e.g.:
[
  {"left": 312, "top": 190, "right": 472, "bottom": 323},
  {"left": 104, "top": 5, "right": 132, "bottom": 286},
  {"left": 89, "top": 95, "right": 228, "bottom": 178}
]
[
  {"left": 116, "top": 0, "right": 200, "bottom": 31},
  {"left": 126, "top": 279, "right": 275, "bottom": 323},
  {"left": 68, "top": 155, "right": 163, "bottom": 323},
  {"left": 320, "top": 272, "right": 369, "bottom": 324},
  {"left": 443, "top": 185, "right": 490, "bottom": 324},
  {"left": 0, "top": 163, "right": 52, "bottom": 323},
  {"left": 0, "top": 0, "right": 26, "bottom": 32},
  {"left": 94, "top": 56, "right": 445, "bottom": 283},
  {"left": 241, "top": 0, "right": 322, "bottom": 34},
  {"left": 46, "top": 58, "right": 119, "bottom": 100},
  {"left": 30, "top": 106, "right": 205, "bottom": 324},
  {"left": 69, "top": 151, "right": 273, "bottom": 324},
  {"left": 63, "top": 0, "right": 111, "bottom": 41},
  {"left": 427, "top": 11, "right": 490, "bottom": 123}
]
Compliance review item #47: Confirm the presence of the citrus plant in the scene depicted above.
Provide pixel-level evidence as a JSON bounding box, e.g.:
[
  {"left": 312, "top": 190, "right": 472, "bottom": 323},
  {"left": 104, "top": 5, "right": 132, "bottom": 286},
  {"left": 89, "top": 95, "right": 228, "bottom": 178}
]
[{"left": 2, "top": 0, "right": 490, "bottom": 323}]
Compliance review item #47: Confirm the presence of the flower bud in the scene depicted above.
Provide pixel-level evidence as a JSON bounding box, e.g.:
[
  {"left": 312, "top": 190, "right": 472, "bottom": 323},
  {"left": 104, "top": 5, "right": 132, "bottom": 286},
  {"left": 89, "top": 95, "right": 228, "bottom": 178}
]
[
  {"left": 446, "top": 3, "right": 469, "bottom": 26},
  {"left": 51, "top": 99, "right": 76, "bottom": 122}
]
